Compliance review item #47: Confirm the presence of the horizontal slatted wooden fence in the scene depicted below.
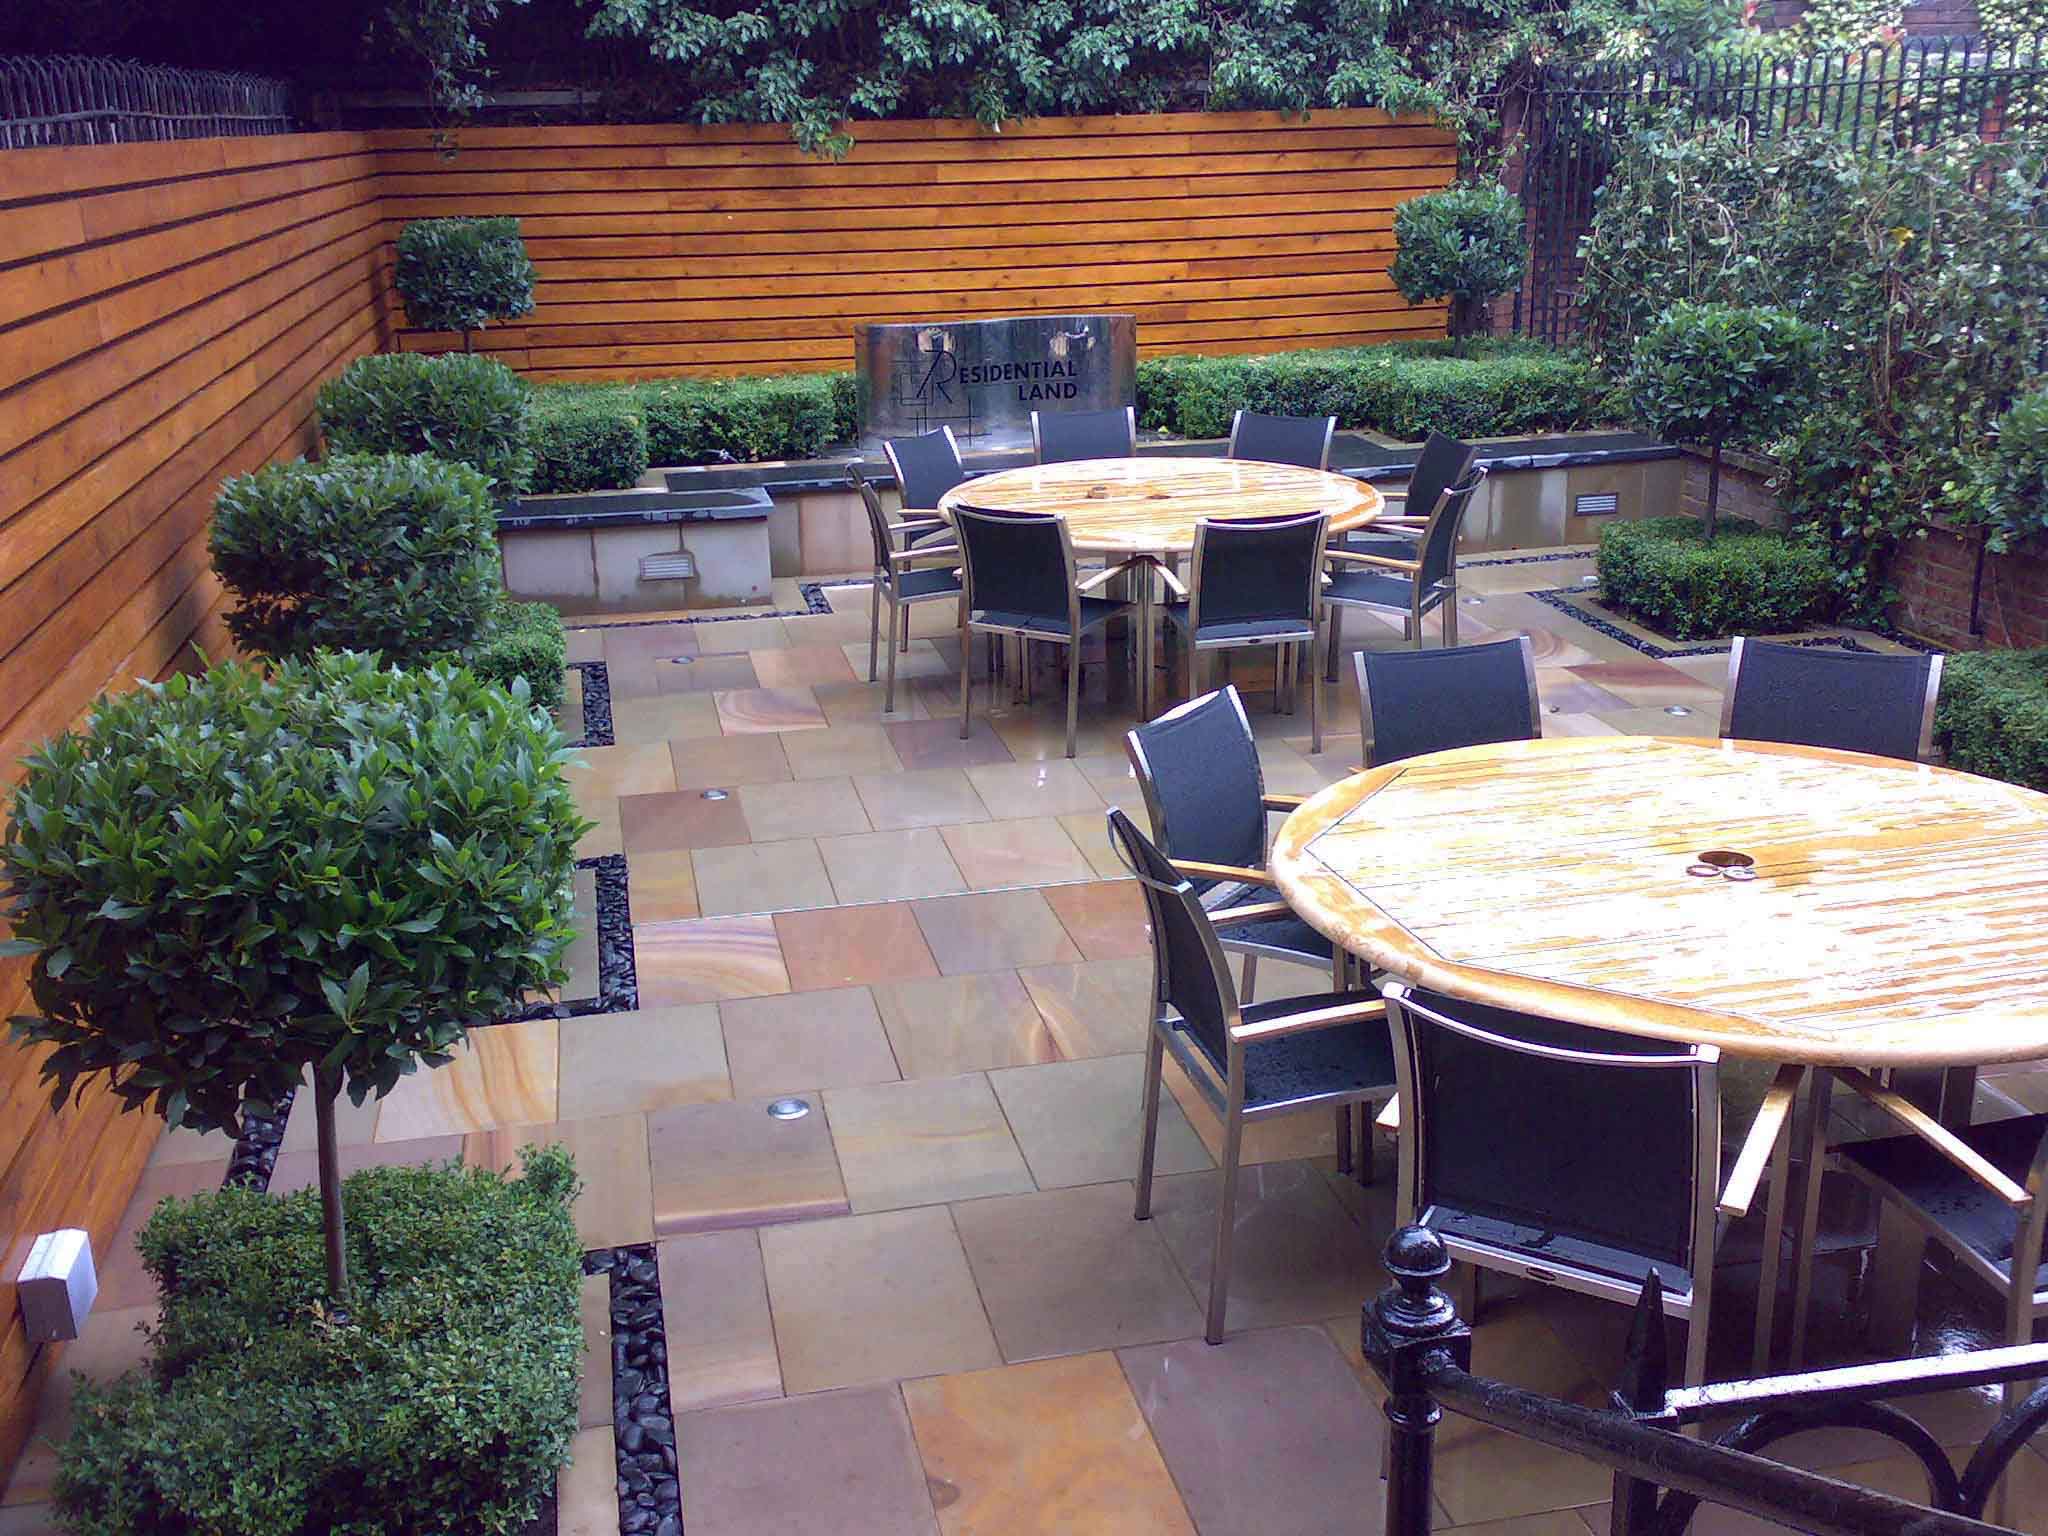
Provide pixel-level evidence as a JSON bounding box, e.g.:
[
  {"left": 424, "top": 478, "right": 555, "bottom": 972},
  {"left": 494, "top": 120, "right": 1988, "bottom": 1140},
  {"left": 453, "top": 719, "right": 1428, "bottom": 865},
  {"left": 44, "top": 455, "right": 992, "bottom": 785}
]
[
  {"left": 0, "top": 130, "right": 391, "bottom": 1476},
  {"left": 374, "top": 109, "right": 1458, "bottom": 378}
]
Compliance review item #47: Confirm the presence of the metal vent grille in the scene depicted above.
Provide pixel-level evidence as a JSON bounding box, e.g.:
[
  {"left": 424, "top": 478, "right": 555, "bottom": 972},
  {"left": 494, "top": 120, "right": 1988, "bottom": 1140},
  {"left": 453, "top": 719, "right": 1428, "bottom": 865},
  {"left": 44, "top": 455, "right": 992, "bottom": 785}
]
[
  {"left": 1574, "top": 492, "right": 1620, "bottom": 518},
  {"left": 639, "top": 552, "right": 698, "bottom": 582}
]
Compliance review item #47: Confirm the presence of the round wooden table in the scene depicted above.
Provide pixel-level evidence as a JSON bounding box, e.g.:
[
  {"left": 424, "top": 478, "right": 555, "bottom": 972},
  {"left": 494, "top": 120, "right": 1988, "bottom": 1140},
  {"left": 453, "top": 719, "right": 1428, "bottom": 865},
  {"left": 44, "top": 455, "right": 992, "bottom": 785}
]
[
  {"left": 1271, "top": 732, "right": 2048, "bottom": 1367},
  {"left": 937, "top": 456, "right": 1382, "bottom": 555},
  {"left": 1271, "top": 734, "right": 2048, "bottom": 1066}
]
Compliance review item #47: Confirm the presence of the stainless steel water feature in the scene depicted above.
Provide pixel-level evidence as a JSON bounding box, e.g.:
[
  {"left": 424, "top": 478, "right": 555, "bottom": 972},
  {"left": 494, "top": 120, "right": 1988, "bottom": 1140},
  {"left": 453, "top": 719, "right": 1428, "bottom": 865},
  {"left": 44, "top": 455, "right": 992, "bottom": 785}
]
[{"left": 854, "top": 314, "right": 1137, "bottom": 449}]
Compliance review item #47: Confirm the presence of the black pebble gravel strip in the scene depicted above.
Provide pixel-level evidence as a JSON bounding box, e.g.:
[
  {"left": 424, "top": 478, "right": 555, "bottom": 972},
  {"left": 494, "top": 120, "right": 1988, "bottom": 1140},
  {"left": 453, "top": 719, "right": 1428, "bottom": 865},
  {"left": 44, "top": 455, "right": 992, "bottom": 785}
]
[
  {"left": 569, "top": 661, "right": 615, "bottom": 748},
  {"left": 501, "top": 853, "right": 638, "bottom": 1026},
  {"left": 1529, "top": 588, "right": 1911, "bottom": 659},
  {"left": 584, "top": 1244, "right": 683, "bottom": 1536},
  {"left": 222, "top": 1088, "right": 295, "bottom": 1191}
]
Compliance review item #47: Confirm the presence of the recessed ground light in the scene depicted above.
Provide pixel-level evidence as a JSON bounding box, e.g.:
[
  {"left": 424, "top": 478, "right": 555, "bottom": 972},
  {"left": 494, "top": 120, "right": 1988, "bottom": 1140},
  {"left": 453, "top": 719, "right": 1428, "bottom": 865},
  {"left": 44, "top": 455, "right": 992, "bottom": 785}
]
[
  {"left": 668, "top": 655, "right": 694, "bottom": 665},
  {"left": 1461, "top": 595, "right": 1486, "bottom": 606},
  {"left": 767, "top": 1097, "right": 812, "bottom": 1121},
  {"left": 1547, "top": 704, "right": 1561, "bottom": 714},
  {"left": 1664, "top": 705, "right": 1693, "bottom": 717},
  {"left": 1579, "top": 574, "right": 1600, "bottom": 586},
  {"left": 701, "top": 788, "right": 730, "bottom": 801}
]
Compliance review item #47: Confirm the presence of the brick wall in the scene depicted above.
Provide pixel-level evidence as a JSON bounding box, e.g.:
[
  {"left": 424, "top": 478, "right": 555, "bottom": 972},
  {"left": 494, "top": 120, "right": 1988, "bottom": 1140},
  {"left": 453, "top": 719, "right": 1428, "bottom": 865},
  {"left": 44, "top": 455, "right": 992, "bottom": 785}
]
[
  {"left": 1679, "top": 449, "right": 1784, "bottom": 529},
  {"left": 1891, "top": 523, "right": 2048, "bottom": 650}
]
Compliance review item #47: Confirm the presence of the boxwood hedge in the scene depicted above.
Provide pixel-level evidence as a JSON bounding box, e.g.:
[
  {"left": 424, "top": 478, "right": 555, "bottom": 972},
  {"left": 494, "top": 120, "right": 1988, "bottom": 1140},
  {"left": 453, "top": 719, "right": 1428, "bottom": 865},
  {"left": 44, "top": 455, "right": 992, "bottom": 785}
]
[
  {"left": 52, "top": 1148, "right": 583, "bottom": 1536},
  {"left": 1596, "top": 516, "right": 1836, "bottom": 641},
  {"left": 316, "top": 352, "right": 534, "bottom": 502},
  {"left": 465, "top": 598, "right": 569, "bottom": 714},
  {"left": 1935, "top": 647, "right": 2048, "bottom": 792},
  {"left": 528, "top": 388, "right": 651, "bottom": 494}
]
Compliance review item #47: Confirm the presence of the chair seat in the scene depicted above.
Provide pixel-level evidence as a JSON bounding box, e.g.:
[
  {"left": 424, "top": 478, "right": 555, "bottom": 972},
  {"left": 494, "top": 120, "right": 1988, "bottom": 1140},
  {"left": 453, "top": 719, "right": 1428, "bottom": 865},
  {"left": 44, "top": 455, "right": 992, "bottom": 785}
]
[
  {"left": 1839, "top": 1114, "right": 2048, "bottom": 1294},
  {"left": 1426, "top": 1205, "right": 1698, "bottom": 1299},
  {"left": 893, "top": 566, "right": 962, "bottom": 601},
  {"left": 1176, "top": 987, "right": 1393, "bottom": 1110},
  {"left": 971, "top": 596, "right": 1129, "bottom": 637},
  {"left": 1160, "top": 602, "right": 1317, "bottom": 645},
  {"left": 1324, "top": 569, "right": 1444, "bottom": 612}
]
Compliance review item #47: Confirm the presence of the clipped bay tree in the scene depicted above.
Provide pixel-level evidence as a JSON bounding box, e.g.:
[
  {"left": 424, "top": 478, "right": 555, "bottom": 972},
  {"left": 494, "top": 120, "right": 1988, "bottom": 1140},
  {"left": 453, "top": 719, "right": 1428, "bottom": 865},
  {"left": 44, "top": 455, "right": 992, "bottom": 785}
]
[
  {"left": 1389, "top": 182, "right": 1527, "bottom": 354},
  {"left": 0, "top": 652, "right": 588, "bottom": 1300},
  {"left": 394, "top": 216, "right": 536, "bottom": 352},
  {"left": 1628, "top": 302, "right": 1822, "bottom": 540}
]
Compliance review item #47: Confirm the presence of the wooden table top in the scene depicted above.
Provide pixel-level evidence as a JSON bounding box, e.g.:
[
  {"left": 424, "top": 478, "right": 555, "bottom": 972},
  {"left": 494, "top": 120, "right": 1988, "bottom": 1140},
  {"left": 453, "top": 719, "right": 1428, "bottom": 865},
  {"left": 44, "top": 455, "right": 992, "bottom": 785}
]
[
  {"left": 1269, "top": 735, "right": 2048, "bottom": 1067},
  {"left": 937, "top": 457, "right": 1382, "bottom": 556}
]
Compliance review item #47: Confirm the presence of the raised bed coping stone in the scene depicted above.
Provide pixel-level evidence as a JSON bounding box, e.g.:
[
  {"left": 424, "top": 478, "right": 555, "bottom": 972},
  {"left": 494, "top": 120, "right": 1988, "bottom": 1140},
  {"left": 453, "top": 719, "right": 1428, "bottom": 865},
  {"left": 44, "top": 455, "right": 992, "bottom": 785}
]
[{"left": 502, "top": 485, "right": 773, "bottom": 533}]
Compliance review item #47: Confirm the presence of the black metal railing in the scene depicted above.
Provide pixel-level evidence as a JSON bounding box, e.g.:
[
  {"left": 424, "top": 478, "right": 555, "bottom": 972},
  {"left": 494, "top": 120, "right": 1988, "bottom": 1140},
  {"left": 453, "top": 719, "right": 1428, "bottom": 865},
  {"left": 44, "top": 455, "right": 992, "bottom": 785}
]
[
  {"left": 1365, "top": 1225, "right": 2048, "bottom": 1536},
  {"left": 1513, "top": 37, "right": 2048, "bottom": 344},
  {"left": 0, "top": 55, "right": 294, "bottom": 149}
]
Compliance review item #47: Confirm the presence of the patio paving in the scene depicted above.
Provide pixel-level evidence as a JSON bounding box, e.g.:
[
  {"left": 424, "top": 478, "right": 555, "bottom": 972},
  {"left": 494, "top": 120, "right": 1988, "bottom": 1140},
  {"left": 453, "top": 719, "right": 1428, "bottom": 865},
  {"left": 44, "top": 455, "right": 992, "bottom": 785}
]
[{"left": 8, "top": 548, "right": 2048, "bottom": 1536}]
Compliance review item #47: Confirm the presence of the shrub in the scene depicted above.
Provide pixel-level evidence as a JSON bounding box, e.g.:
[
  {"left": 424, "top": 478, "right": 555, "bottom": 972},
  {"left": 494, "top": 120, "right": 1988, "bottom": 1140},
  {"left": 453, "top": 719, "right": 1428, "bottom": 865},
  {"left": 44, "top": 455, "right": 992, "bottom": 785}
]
[
  {"left": 1, "top": 653, "right": 587, "bottom": 1296},
  {"left": 1597, "top": 516, "right": 1836, "bottom": 640},
  {"left": 465, "top": 598, "right": 568, "bottom": 713},
  {"left": 1136, "top": 342, "right": 1614, "bottom": 441},
  {"left": 1984, "top": 388, "right": 2048, "bottom": 552},
  {"left": 1936, "top": 647, "right": 2048, "bottom": 792},
  {"left": 528, "top": 389, "right": 651, "bottom": 493},
  {"left": 211, "top": 452, "right": 502, "bottom": 661},
  {"left": 642, "top": 374, "right": 843, "bottom": 465},
  {"left": 1627, "top": 302, "right": 1822, "bottom": 539},
  {"left": 1389, "top": 183, "right": 1527, "bottom": 351},
  {"left": 52, "top": 1148, "right": 582, "bottom": 1536},
  {"left": 316, "top": 351, "right": 534, "bottom": 500},
  {"left": 394, "top": 216, "right": 537, "bottom": 346}
]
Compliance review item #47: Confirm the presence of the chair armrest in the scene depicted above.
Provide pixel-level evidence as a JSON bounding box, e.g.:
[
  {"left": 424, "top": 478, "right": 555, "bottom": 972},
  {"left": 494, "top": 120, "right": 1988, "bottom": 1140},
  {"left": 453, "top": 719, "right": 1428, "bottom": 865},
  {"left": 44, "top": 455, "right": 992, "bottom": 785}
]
[
  {"left": 1230, "top": 997, "right": 1386, "bottom": 1045},
  {"left": 1717, "top": 1063, "right": 1803, "bottom": 1218},
  {"left": 1204, "top": 899, "right": 1292, "bottom": 925},
  {"left": 1373, "top": 518, "right": 1429, "bottom": 531},
  {"left": 1170, "top": 859, "right": 1278, "bottom": 887},
  {"left": 1327, "top": 549, "right": 1422, "bottom": 574},
  {"left": 1377, "top": 1096, "right": 1401, "bottom": 1132},
  {"left": 1834, "top": 1068, "right": 2033, "bottom": 1208},
  {"left": 1075, "top": 558, "right": 1142, "bottom": 594},
  {"left": 888, "top": 544, "right": 959, "bottom": 566},
  {"left": 1156, "top": 564, "right": 1189, "bottom": 599},
  {"left": 1262, "top": 794, "right": 1308, "bottom": 811},
  {"left": 889, "top": 517, "right": 945, "bottom": 534}
]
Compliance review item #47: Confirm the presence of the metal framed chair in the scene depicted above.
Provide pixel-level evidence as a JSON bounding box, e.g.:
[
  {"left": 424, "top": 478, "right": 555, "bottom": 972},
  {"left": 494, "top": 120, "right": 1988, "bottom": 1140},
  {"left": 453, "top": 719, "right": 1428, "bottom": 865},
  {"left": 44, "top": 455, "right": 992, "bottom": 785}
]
[
  {"left": 1109, "top": 807, "right": 1394, "bottom": 1344},
  {"left": 1158, "top": 511, "right": 1330, "bottom": 753},
  {"left": 952, "top": 504, "right": 1134, "bottom": 758},
  {"left": 1228, "top": 410, "right": 1336, "bottom": 471},
  {"left": 881, "top": 425, "right": 968, "bottom": 532},
  {"left": 1322, "top": 465, "right": 1488, "bottom": 672},
  {"left": 1822, "top": 1074, "right": 2048, "bottom": 1404},
  {"left": 1339, "top": 431, "right": 1478, "bottom": 558},
  {"left": 1031, "top": 406, "right": 1137, "bottom": 465},
  {"left": 1355, "top": 636, "right": 1541, "bottom": 768},
  {"left": 1124, "top": 685, "right": 1334, "bottom": 1003},
  {"left": 1721, "top": 638, "right": 1943, "bottom": 763},
  {"left": 1382, "top": 981, "right": 1797, "bottom": 1387},
  {"left": 850, "top": 466, "right": 962, "bottom": 715}
]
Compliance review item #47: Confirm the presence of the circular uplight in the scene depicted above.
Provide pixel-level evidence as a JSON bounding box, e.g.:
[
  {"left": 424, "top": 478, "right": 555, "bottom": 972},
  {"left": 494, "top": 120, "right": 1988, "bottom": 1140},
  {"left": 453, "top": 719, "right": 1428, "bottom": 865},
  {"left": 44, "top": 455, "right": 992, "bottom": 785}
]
[{"left": 767, "top": 1097, "right": 813, "bottom": 1121}]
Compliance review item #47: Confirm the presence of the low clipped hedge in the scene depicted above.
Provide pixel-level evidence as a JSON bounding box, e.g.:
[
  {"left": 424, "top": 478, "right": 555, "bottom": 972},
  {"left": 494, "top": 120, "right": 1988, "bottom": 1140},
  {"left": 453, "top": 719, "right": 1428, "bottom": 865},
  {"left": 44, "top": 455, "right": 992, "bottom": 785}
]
[
  {"left": 1596, "top": 516, "right": 1836, "bottom": 641},
  {"left": 529, "top": 388, "right": 651, "bottom": 493},
  {"left": 53, "top": 1147, "right": 582, "bottom": 1536},
  {"left": 465, "top": 598, "right": 568, "bottom": 714},
  {"left": 642, "top": 373, "right": 855, "bottom": 465},
  {"left": 317, "top": 352, "right": 534, "bottom": 501},
  {"left": 1935, "top": 647, "right": 2048, "bottom": 792},
  {"left": 1137, "top": 341, "right": 1616, "bottom": 442}
]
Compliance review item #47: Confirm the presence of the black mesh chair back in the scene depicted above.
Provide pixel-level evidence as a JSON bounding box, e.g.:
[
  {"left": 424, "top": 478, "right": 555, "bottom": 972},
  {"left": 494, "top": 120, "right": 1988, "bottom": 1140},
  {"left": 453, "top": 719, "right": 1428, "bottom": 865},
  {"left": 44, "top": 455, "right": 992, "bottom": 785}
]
[
  {"left": 1124, "top": 686, "right": 1267, "bottom": 874},
  {"left": 1032, "top": 406, "right": 1137, "bottom": 465},
  {"left": 1416, "top": 466, "right": 1487, "bottom": 593},
  {"left": 1386, "top": 984, "right": 1709, "bottom": 1280},
  {"left": 1229, "top": 411, "right": 1335, "bottom": 470},
  {"left": 1357, "top": 636, "right": 1541, "bottom": 768},
  {"left": 1722, "top": 638, "right": 1942, "bottom": 763},
  {"left": 883, "top": 427, "right": 966, "bottom": 511},
  {"left": 1406, "top": 432, "right": 1479, "bottom": 522},
  {"left": 1107, "top": 807, "right": 1236, "bottom": 1069},
  {"left": 1189, "top": 513, "right": 1326, "bottom": 632},
  {"left": 952, "top": 505, "right": 1074, "bottom": 626}
]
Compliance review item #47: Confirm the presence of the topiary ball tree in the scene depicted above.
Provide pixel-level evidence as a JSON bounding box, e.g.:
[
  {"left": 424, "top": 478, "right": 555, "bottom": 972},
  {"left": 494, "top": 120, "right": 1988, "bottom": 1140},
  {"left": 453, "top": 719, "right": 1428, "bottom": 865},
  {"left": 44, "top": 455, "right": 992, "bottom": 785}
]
[
  {"left": 211, "top": 451, "right": 502, "bottom": 664},
  {"left": 1390, "top": 182, "right": 1528, "bottom": 355},
  {"left": 1628, "top": 302, "right": 1823, "bottom": 540},
  {"left": 317, "top": 350, "right": 535, "bottom": 501},
  {"left": 394, "top": 216, "right": 537, "bottom": 352},
  {"left": 0, "top": 653, "right": 588, "bottom": 1301}
]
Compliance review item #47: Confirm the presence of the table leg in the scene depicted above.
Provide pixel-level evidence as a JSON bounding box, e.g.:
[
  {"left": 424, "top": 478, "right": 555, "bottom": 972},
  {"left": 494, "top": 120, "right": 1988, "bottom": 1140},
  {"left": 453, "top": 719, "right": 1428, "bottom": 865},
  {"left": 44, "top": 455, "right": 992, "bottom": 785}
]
[
  {"left": 1751, "top": 1091, "right": 1794, "bottom": 1373},
  {"left": 1136, "top": 557, "right": 1157, "bottom": 720},
  {"left": 1787, "top": 1068, "right": 1832, "bottom": 1370}
]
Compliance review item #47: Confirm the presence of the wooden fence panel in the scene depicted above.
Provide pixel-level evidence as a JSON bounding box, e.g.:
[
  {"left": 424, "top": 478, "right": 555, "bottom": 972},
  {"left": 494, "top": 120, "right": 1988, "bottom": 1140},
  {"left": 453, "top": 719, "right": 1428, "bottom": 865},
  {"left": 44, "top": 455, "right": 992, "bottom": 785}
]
[
  {"left": 0, "top": 130, "right": 390, "bottom": 1479},
  {"left": 372, "top": 109, "right": 1456, "bottom": 377}
]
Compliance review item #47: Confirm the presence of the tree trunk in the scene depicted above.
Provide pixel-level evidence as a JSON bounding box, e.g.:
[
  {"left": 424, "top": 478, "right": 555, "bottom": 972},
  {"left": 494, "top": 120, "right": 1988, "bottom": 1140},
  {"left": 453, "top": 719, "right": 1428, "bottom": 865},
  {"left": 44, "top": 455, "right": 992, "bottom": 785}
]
[
  {"left": 1703, "top": 439, "right": 1724, "bottom": 542},
  {"left": 461, "top": 328, "right": 473, "bottom": 354},
  {"left": 314, "top": 1062, "right": 350, "bottom": 1303}
]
